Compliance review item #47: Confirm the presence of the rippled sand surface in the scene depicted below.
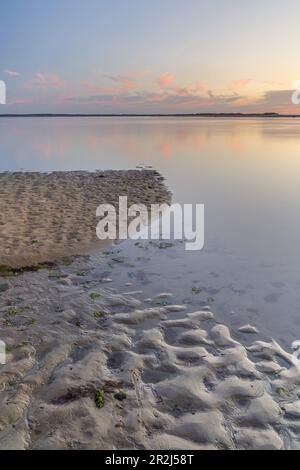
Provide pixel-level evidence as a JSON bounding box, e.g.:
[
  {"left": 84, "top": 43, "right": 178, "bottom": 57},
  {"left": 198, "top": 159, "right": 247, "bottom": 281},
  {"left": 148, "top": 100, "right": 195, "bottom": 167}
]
[{"left": 0, "top": 253, "right": 299, "bottom": 450}]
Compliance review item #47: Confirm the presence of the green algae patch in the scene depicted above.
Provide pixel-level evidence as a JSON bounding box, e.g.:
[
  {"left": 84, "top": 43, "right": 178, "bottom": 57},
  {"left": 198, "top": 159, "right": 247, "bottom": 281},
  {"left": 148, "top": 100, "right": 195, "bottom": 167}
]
[
  {"left": 192, "top": 287, "right": 202, "bottom": 295},
  {"left": 95, "top": 389, "right": 105, "bottom": 409},
  {"left": 0, "top": 262, "right": 56, "bottom": 278},
  {"left": 93, "top": 310, "right": 105, "bottom": 319},
  {"left": 90, "top": 292, "right": 101, "bottom": 301}
]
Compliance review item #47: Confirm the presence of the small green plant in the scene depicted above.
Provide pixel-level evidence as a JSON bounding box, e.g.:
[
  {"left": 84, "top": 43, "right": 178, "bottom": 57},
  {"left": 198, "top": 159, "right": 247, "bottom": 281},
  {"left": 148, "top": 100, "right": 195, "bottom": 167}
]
[
  {"left": 95, "top": 389, "right": 105, "bottom": 408},
  {"left": 93, "top": 310, "right": 105, "bottom": 319},
  {"left": 31, "top": 239, "right": 40, "bottom": 245},
  {"left": 192, "top": 287, "right": 202, "bottom": 294},
  {"left": 75, "top": 319, "right": 81, "bottom": 328},
  {"left": 89, "top": 292, "right": 100, "bottom": 301}
]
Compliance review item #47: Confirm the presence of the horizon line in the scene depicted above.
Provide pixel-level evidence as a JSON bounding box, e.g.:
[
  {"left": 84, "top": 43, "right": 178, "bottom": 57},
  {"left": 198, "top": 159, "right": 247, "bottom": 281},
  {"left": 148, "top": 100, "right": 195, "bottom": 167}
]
[{"left": 1, "top": 112, "right": 300, "bottom": 118}]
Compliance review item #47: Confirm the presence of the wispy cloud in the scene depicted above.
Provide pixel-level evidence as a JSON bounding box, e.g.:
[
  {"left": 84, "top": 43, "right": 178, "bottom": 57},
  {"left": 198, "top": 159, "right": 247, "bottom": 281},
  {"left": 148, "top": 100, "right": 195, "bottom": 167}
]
[
  {"left": 171, "top": 80, "right": 208, "bottom": 97},
  {"left": 190, "top": 80, "right": 208, "bottom": 94},
  {"left": 207, "top": 90, "right": 244, "bottom": 104},
  {"left": 3, "top": 69, "right": 20, "bottom": 77},
  {"left": 229, "top": 79, "right": 251, "bottom": 91},
  {"left": 25, "top": 73, "right": 66, "bottom": 90},
  {"left": 63, "top": 71, "right": 248, "bottom": 112},
  {"left": 106, "top": 75, "right": 135, "bottom": 92},
  {"left": 80, "top": 71, "right": 151, "bottom": 96},
  {"left": 66, "top": 88, "right": 246, "bottom": 112},
  {"left": 127, "top": 70, "right": 151, "bottom": 78},
  {"left": 5, "top": 66, "right": 295, "bottom": 113}
]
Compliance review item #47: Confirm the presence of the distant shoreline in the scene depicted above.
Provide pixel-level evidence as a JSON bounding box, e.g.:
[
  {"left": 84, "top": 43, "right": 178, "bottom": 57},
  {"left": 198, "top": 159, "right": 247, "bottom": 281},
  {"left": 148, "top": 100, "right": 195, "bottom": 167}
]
[{"left": 1, "top": 112, "right": 300, "bottom": 118}]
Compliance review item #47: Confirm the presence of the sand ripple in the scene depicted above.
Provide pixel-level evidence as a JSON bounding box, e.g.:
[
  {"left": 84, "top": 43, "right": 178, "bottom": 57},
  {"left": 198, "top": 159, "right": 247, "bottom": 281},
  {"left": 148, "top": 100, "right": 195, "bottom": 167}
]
[{"left": 0, "top": 256, "right": 299, "bottom": 450}]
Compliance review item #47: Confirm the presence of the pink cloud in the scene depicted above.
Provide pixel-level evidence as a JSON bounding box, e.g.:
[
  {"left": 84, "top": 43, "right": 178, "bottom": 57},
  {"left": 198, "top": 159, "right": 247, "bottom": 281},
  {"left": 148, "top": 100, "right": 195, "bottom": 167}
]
[
  {"left": 106, "top": 75, "right": 135, "bottom": 92},
  {"left": 169, "top": 79, "right": 208, "bottom": 97},
  {"left": 190, "top": 80, "right": 208, "bottom": 93},
  {"left": 229, "top": 79, "right": 251, "bottom": 91},
  {"left": 4, "top": 69, "right": 20, "bottom": 77},
  {"left": 80, "top": 72, "right": 208, "bottom": 102},
  {"left": 162, "top": 78, "right": 208, "bottom": 96},
  {"left": 82, "top": 71, "right": 151, "bottom": 96},
  {"left": 158, "top": 72, "right": 174, "bottom": 88},
  {"left": 171, "top": 86, "right": 191, "bottom": 97},
  {"left": 14, "top": 69, "right": 290, "bottom": 114},
  {"left": 148, "top": 93, "right": 164, "bottom": 102},
  {"left": 25, "top": 73, "right": 66, "bottom": 90}
]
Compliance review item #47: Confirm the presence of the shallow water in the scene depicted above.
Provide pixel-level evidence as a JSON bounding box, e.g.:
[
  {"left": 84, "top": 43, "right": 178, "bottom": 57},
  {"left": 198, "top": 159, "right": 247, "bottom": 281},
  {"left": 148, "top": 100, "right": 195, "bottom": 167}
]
[{"left": 1, "top": 116, "right": 300, "bottom": 347}]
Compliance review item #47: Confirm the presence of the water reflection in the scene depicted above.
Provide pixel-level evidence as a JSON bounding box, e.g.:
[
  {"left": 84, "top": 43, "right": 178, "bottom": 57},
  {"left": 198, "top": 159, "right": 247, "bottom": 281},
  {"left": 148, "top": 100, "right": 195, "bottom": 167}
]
[{"left": 1, "top": 116, "right": 300, "bottom": 345}]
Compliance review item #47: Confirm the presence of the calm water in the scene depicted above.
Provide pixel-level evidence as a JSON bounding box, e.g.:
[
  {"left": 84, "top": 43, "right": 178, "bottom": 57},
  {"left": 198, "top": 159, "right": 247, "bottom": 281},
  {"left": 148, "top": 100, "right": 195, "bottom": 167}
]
[{"left": 1, "top": 116, "right": 300, "bottom": 347}]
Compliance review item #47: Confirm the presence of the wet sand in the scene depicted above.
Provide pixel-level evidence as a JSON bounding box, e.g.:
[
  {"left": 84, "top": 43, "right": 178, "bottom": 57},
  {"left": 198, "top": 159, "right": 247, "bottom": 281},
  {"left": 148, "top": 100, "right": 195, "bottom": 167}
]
[
  {"left": 0, "top": 171, "right": 299, "bottom": 450},
  {"left": 0, "top": 253, "right": 300, "bottom": 450},
  {"left": 0, "top": 170, "right": 171, "bottom": 268}
]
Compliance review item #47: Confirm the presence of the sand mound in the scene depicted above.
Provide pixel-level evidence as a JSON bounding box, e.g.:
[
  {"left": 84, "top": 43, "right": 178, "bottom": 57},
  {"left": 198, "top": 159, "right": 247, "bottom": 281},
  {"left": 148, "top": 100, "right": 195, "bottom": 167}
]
[{"left": 0, "top": 170, "right": 171, "bottom": 268}]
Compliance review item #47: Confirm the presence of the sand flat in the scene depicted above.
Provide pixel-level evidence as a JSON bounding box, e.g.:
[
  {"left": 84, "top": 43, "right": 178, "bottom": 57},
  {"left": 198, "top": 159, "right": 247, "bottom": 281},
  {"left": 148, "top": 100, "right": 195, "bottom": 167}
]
[
  {"left": 0, "top": 170, "right": 299, "bottom": 450},
  {"left": 0, "top": 170, "right": 171, "bottom": 268}
]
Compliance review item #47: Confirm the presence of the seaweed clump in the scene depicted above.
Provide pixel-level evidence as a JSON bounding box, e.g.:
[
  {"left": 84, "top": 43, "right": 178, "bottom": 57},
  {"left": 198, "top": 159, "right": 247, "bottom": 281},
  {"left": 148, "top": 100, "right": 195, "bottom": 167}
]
[{"left": 95, "top": 389, "right": 105, "bottom": 409}]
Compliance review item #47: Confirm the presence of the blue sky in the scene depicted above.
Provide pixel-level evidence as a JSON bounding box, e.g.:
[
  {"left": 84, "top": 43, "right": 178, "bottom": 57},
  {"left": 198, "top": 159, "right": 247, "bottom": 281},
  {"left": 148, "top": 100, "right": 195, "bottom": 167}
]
[{"left": 1, "top": 0, "right": 300, "bottom": 113}]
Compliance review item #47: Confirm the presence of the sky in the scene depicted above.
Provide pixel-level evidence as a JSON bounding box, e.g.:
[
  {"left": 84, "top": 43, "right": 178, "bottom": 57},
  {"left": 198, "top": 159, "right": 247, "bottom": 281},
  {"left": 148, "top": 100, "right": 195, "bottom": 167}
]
[{"left": 1, "top": 0, "right": 300, "bottom": 114}]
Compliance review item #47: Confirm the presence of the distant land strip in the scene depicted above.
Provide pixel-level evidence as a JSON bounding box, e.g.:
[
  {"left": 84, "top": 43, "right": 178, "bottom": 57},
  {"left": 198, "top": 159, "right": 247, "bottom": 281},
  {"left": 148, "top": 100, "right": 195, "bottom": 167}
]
[{"left": 0, "top": 112, "right": 300, "bottom": 118}]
